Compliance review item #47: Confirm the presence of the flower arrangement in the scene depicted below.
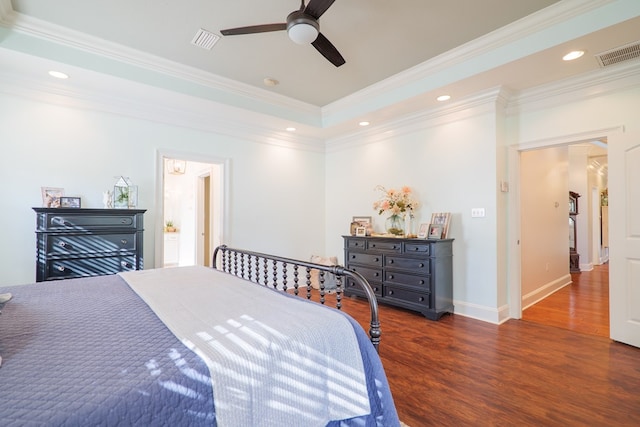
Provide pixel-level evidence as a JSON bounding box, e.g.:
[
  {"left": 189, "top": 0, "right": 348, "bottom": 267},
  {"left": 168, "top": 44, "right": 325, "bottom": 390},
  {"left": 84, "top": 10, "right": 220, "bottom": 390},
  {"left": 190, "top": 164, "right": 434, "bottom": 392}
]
[{"left": 373, "top": 185, "right": 419, "bottom": 218}]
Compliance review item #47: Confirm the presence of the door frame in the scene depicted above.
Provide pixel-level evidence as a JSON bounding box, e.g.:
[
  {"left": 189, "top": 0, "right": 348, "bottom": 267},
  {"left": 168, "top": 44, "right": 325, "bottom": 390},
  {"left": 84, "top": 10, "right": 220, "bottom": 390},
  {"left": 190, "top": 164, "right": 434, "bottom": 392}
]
[
  {"left": 507, "top": 126, "right": 621, "bottom": 321},
  {"left": 154, "top": 149, "right": 230, "bottom": 268}
]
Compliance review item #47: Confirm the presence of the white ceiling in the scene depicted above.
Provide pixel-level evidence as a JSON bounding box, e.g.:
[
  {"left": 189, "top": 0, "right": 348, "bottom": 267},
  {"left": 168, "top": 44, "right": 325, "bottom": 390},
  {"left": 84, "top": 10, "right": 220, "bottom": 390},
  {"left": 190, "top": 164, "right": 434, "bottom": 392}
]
[
  {"left": 7, "top": 0, "right": 561, "bottom": 106},
  {"left": 1, "top": 0, "right": 639, "bottom": 139}
]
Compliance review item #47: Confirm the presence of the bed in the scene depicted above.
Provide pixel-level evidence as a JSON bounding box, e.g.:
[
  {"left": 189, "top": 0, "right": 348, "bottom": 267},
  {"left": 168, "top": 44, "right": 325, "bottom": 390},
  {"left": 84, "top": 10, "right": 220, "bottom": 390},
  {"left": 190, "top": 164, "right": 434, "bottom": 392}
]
[{"left": 0, "top": 246, "right": 399, "bottom": 426}]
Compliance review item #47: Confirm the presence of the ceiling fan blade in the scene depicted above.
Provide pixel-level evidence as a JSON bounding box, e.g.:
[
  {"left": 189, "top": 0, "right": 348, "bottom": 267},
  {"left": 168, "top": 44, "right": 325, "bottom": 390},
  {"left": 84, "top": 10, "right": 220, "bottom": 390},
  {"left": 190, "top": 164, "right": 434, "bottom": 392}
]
[
  {"left": 304, "top": 0, "right": 336, "bottom": 20},
  {"left": 220, "top": 23, "right": 286, "bottom": 36},
  {"left": 311, "top": 32, "right": 345, "bottom": 67}
]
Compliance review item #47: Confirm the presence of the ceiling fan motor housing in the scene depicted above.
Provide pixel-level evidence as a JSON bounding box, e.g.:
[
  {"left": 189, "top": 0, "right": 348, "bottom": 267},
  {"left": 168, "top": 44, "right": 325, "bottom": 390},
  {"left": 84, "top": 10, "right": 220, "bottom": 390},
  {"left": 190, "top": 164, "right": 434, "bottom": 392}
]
[{"left": 286, "top": 10, "right": 319, "bottom": 44}]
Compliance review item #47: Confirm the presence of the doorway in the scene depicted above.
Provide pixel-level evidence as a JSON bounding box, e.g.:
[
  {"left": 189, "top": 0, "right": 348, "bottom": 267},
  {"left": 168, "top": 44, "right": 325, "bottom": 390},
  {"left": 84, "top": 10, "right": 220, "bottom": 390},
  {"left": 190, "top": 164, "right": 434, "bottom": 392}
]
[
  {"left": 157, "top": 153, "right": 227, "bottom": 268},
  {"left": 507, "top": 129, "right": 613, "bottom": 322}
]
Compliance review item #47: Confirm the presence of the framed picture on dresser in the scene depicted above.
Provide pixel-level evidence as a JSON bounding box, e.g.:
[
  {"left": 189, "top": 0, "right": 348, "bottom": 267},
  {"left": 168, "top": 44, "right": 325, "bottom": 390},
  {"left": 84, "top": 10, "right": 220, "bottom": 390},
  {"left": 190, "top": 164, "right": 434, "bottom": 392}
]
[
  {"left": 428, "top": 224, "right": 443, "bottom": 239},
  {"left": 417, "top": 223, "right": 430, "bottom": 239},
  {"left": 60, "top": 197, "right": 81, "bottom": 208},
  {"left": 430, "top": 212, "right": 451, "bottom": 238},
  {"left": 41, "top": 187, "right": 64, "bottom": 208}
]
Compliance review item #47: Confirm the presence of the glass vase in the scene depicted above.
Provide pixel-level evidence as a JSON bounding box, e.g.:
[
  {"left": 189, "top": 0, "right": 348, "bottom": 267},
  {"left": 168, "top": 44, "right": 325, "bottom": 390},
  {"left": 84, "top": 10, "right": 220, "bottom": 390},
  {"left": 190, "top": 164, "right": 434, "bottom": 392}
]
[{"left": 386, "top": 214, "right": 405, "bottom": 236}]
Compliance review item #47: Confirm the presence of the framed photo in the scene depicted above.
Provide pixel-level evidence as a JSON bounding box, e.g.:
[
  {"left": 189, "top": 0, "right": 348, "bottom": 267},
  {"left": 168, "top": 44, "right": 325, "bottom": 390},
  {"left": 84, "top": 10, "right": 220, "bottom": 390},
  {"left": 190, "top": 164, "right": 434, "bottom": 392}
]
[
  {"left": 352, "top": 216, "right": 372, "bottom": 236},
  {"left": 428, "top": 224, "right": 443, "bottom": 239},
  {"left": 352, "top": 216, "right": 371, "bottom": 226},
  {"left": 41, "top": 187, "right": 64, "bottom": 208},
  {"left": 417, "top": 223, "right": 430, "bottom": 239},
  {"left": 430, "top": 212, "right": 451, "bottom": 238},
  {"left": 355, "top": 226, "right": 367, "bottom": 237},
  {"left": 60, "top": 196, "right": 81, "bottom": 208}
]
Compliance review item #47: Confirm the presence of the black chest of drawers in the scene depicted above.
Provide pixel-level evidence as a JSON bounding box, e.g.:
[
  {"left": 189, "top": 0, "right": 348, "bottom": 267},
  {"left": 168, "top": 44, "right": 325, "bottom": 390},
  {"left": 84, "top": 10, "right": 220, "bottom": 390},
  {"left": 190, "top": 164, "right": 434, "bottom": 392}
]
[
  {"left": 34, "top": 208, "right": 146, "bottom": 282},
  {"left": 343, "top": 236, "right": 453, "bottom": 320}
]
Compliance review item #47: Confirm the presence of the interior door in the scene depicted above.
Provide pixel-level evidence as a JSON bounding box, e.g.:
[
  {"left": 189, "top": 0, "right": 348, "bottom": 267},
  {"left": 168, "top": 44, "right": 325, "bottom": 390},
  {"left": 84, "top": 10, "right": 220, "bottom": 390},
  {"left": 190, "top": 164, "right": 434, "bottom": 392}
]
[{"left": 609, "top": 130, "right": 640, "bottom": 347}]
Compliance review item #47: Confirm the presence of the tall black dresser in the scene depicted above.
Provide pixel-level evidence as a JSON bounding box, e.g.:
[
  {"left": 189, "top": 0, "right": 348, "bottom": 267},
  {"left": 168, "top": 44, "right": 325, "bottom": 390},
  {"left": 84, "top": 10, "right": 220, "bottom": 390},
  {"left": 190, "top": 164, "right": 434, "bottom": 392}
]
[
  {"left": 34, "top": 208, "right": 146, "bottom": 282},
  {"left": 343, "top": 236, "right": 454, "bottom": 320}
]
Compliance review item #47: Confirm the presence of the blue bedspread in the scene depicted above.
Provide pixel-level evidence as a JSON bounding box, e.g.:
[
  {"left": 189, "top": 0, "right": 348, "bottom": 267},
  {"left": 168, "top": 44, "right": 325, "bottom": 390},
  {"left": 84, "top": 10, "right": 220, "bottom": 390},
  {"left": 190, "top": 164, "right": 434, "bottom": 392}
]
[{"left": 0, "top": 274, "right": 398, "bottom": 426}]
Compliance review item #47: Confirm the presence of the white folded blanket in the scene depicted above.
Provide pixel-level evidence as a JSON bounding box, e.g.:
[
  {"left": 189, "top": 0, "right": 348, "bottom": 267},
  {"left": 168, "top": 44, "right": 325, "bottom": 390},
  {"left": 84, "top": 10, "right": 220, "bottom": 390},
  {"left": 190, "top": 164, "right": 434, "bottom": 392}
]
[{"left": 120, "top": 266, "right": 370, "bottom": 427}]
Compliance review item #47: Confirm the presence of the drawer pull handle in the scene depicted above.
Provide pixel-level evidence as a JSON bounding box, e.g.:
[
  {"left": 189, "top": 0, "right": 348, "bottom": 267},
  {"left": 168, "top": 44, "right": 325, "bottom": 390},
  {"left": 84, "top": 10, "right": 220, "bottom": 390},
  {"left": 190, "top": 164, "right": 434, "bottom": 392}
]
[
  {"left": 419, "top": 263, "right": 424, "bottom": 267},
  {"left": 374, "top": 287, "right": 379, "bottom": 292},
  {"left": 121, "top": 261, "right": 133, "bottom": 268},
  {"left": 389, "top": 260, "right": 394, "bottom": 264},
  {"left": 419, "top": 296, "right": 424, "bottom": 302},
  {"left": 388, "top": 290, "right": 394, "bottom": 295},
  {"left": 414, "top": 247, "right": 419, "bottom": 251},
  {"left": 388, "top": 274, "right": 393, "bottom": 279},
  {"left": 52, "top": 217, "right": 69, "bottom": 226},
  {"left": 351, "top": 255, "right": 356, "bottom": 259},
  {"left": 121, "top": 239, "right": 128, "bottom": 245},
  {"left": 419, "top": 280, "right": 425, "bottom": 285},
  {"left": 58, "top": 241, "right": 68, "bottom": 248},
  {"left": 374, "top": 272, "right": 380, "bottom": 277},
  {"left": 121, "top": 219, "right": 128, "bottom": 224},
  {"left": 56, "top": 265, "right": 66, "bottom": 272},
  {"left": 375, "top": 257, "right": 379, "bottom": 262}
]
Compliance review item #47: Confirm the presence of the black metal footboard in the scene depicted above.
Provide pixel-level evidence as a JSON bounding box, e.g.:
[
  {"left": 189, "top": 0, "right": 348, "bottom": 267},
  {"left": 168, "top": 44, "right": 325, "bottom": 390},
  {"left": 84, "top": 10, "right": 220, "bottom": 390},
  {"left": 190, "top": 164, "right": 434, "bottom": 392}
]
[{"left": 212, "top": 245, "right": 381, "bottom": 351}]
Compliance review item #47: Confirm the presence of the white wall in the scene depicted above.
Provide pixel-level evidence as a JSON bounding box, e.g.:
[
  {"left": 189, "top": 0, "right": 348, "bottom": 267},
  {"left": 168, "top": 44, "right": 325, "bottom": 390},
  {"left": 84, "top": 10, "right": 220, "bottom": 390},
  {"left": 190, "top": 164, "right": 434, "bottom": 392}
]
[
  {"left": 568, "top": 145, "right": 590, "bottom": 271},
  {"left": 0, "top": 93, "right": 327, "bottom": 286},
  {"left": 325, "top": 94, "right": 502, "bottom": 320},
  {"left": 2, "top": 56, "right": 639, "bottom": 326},
  {"left": 520, "top": 147, "right": 570, "bottom": 307},
  {"left": 507, "top": 64, "right": 640, "bottom": 319}
]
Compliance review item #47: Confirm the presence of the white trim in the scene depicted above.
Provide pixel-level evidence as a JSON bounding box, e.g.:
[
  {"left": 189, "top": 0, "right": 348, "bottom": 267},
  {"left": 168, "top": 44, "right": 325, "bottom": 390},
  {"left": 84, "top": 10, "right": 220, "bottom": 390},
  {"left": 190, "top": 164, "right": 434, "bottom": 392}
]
[
  {"left": 326, "top": 86, "right": 506, "bottom": 152},
  {"left": 451, "top": 300, "right": 511, "bottom": 325},
  {"left": 507, "top": 61, "right": 640, "bottom": 116},
  {"left": 0, "top": 48, "right": 326, "bottom": 152},
  {"left": 521, "top": 275, "right": 572, "bottom": 310},
  {"left": 0, "top": 3, "right": 319, "bottom": 118}
]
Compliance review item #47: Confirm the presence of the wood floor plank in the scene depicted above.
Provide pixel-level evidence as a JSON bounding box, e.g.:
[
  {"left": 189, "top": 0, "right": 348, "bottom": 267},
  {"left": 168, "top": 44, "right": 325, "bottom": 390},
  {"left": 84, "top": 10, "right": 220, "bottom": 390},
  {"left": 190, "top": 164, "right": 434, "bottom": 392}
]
[
  {"left": 307, "top": 264, "right": 640, "bottom": 426},
  {"left": 522, "top": 264, "right": 610, "bottom": 337}
]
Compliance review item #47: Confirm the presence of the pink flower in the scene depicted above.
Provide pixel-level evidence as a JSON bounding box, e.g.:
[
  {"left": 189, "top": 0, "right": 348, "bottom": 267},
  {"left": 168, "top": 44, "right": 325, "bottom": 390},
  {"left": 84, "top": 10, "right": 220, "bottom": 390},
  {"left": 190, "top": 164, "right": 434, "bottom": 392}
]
[{"left": 373, "top": 185, "right": 419, "bottom": 217}]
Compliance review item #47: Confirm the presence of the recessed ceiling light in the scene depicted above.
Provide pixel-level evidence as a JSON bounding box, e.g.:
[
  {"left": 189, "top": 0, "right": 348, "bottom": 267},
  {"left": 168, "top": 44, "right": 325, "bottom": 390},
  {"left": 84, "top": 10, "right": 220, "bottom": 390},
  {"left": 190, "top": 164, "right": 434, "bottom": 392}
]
[
  {"left": 286, "top": 127, "right": 296, "bottom": 132},
  {"left": 263, "top": 77, "right": 279, "bottom": 87},
  {"left": 48, "top": 70, "right": 69, "bottom": 79},
  {"left": 437, "top": 95, "right": 451, "bottom": 102},
  {"left": 563, "top": 50, "right": 584, "bottom": 61},
  {"left": 359, "top": 121, "right": 370, "bottom": 127}
]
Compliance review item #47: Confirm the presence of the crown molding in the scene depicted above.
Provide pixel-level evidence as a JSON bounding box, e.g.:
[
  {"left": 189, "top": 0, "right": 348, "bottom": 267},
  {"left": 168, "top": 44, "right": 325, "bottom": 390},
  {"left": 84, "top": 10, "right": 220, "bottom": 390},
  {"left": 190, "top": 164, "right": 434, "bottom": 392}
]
[
  {"left": 507, "top": 60, "right": 640, "bottom": 115},
  {"left": 0, "top": 58, "right": 326, "bottom": 153},
  {"left": 0, "top": 0, "right": 13, "bottom": 22},
  {"left": 322, "top": 0, "right": 613, "bottom": 122},
  {"left": 325, "top": 87, "right": 506, "bottom": 152},
  {"left": 0, "top": 3, "right": 321, "bottom": 125}
]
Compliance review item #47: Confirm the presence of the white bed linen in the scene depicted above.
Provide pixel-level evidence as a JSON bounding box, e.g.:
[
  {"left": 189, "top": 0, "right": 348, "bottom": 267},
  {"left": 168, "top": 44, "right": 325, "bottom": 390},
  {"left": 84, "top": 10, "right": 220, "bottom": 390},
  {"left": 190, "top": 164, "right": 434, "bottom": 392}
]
[{"left": 120, "top": 266, "right": 370, "bottom": 427}]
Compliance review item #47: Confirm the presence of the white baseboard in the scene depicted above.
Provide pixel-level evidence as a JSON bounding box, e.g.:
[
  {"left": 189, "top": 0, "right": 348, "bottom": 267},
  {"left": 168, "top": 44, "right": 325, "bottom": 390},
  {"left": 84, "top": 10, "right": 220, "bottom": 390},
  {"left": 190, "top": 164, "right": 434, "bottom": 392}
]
[{"left": 521, "top": 274, "right": 572, "bottom": 310}]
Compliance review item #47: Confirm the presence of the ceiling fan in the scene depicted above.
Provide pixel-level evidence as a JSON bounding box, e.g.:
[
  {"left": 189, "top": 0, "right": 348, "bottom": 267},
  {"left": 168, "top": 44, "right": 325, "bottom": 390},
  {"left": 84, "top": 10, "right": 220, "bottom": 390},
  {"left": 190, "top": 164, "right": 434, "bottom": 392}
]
[{"left": 220, "top": 0, "right": 345, "bottom": 67}]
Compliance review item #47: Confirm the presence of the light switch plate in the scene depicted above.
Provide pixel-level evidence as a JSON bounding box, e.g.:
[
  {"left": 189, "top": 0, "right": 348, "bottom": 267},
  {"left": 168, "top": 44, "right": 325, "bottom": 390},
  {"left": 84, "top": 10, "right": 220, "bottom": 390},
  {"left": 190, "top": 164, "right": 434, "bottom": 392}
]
[{"left": 471, "top": 208, "right": 485, "bottom": 217}]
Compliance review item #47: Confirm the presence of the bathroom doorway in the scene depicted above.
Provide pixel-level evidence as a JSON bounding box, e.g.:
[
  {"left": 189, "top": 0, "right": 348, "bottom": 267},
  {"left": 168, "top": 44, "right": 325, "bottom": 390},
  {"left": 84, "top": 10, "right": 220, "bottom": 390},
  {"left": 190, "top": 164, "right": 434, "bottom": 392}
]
[{"left": 159, "top": 154, "right": 226, "bottom": 268}]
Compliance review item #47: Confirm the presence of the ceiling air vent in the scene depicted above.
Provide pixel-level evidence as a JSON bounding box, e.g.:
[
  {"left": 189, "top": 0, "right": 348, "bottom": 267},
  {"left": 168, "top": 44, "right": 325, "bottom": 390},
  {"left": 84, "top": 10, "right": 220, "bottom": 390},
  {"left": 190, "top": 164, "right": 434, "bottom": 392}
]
[
  {"left": 595, "top": 40, "right": 640, "bottom": 67},
  {"left": 191, "top": 28, "right": 220, "bottom": 50}
]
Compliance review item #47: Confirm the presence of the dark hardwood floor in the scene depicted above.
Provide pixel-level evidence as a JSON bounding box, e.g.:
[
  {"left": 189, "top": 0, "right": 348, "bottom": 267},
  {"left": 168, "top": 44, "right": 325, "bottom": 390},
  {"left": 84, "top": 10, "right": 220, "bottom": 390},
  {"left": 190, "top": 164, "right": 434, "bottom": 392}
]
[
  {"left": 312, "top": 265, "right": 640, "bottom": 426},
  {"left": 522, "top": 263, "right": 610, "bottom": 337}
]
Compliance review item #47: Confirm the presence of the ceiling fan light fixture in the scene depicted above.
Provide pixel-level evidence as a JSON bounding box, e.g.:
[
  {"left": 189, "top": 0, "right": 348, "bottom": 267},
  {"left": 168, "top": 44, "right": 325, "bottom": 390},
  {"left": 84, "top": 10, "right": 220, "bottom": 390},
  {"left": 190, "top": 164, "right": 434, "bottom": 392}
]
[
  {"left": 286, "top": 10, "right": 319, "bottom": 44},
  {"left": 288, "top": 22, "right": 318, "bottom": 44}
]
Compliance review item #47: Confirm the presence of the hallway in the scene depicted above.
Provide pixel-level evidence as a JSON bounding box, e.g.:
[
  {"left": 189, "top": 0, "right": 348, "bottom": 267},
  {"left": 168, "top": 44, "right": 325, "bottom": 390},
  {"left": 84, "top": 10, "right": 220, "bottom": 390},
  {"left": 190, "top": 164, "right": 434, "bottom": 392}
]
[{"left": 522, "top": 263, "right": 609, "bottom": 338}]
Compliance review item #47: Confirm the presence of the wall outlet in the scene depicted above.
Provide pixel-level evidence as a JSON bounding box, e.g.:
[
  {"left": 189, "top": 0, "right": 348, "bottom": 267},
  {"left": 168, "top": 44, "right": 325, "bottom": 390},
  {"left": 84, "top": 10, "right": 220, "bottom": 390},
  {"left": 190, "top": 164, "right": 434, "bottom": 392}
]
[{"left": 471, "top": 208, "right": 485, "bottom": 218}]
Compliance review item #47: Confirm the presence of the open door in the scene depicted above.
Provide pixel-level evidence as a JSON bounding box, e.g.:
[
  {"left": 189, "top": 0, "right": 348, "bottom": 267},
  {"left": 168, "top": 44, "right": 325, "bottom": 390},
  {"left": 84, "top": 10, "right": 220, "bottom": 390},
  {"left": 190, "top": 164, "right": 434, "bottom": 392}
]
[{"left": 609, "top": 130, "right": 640, "bottom": 347}]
